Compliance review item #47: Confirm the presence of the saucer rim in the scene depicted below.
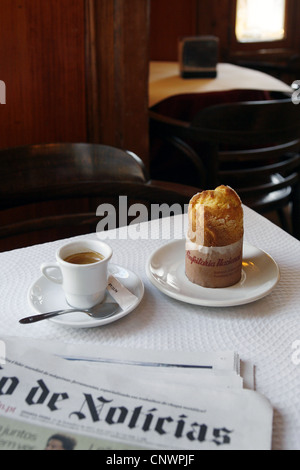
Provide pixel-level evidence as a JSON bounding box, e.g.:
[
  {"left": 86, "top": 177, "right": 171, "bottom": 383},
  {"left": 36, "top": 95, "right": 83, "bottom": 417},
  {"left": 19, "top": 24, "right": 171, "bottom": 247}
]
[{"left": 146, "top": 240, "right": 280, "bottom": 308}]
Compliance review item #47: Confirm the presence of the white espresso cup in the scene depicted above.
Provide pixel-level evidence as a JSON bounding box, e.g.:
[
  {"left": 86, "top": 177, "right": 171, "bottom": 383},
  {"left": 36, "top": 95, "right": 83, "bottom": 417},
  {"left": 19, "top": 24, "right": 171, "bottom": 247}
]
[{"left": 41, "top": 240, "right": 113, "bottom": 309}]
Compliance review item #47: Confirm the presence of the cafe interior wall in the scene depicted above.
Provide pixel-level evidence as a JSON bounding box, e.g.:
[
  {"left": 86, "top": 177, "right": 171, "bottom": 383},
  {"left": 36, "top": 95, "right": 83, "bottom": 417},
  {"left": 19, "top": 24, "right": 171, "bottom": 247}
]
[
  {"left": 0, "top": 0, "right": 150, "bottom": 165},
  {"left": 1, "top": 0, "right": 299, "bottom": 162},
  {"left": 150, "top": 0, "right": 300, "bottom": 85}
]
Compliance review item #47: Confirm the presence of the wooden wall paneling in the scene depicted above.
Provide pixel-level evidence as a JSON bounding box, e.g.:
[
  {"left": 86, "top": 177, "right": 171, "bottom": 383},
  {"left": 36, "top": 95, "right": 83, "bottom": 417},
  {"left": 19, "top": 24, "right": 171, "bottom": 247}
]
[
  {"left": 0, "top": 0, "right": 87, "bottom": 149},
  {"left": 86, "top": 0, "right": 150, "bottom": 166},
  {"left": 197, "top": 0, "right": 232, "bottom": 61},
  {"left": 0, "top": 0, "right": 150, "bottom": 163},
  {"left": 150, "top": 0, "right": 198, "bottom": 61},
  {"left": 149, "top": 0, "right": 232, "bottom": 62}
]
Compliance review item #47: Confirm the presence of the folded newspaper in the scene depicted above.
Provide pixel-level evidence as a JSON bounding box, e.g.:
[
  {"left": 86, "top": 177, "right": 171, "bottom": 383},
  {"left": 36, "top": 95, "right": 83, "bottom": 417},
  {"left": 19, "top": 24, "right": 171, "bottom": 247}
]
[{"left": 0, "top": 336, "right": 272, "bottom": 450}]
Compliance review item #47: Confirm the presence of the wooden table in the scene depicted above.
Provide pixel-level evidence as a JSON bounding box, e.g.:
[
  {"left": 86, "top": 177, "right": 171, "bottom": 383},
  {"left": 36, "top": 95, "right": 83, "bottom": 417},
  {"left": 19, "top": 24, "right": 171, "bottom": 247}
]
[{"left": 149, "top": 61, "right": 293, "bottom": 107}]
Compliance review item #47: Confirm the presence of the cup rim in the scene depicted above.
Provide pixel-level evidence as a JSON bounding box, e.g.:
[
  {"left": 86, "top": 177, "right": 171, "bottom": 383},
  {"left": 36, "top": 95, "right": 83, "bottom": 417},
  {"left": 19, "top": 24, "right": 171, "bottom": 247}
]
[{"left": 56, "top": 240, "right": 113, "bottom": 267}]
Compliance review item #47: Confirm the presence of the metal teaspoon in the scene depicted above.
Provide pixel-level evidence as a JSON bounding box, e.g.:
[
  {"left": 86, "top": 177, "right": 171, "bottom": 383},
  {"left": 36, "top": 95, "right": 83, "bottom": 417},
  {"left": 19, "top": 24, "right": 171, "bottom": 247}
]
[{"left": 19, "top": 302, "right": 119, "bottom": 324}]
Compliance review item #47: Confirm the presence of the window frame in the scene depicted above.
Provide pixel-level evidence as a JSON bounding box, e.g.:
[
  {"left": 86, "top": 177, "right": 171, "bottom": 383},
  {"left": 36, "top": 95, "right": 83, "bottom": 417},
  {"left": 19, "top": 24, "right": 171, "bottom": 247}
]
[
  {"left": 235, "top": 0, "right": 287, "bottom": 44},
  {"left": 229, "top": 0, "right": 297, "bottom": 60}
]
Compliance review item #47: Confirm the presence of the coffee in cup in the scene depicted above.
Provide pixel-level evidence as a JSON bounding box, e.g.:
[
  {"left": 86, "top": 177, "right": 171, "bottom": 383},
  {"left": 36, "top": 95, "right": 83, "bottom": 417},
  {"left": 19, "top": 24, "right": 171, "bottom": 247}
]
[
  {"left": 64, "top": 251, "right": 105, "bottom": 265},
  {"left": 41, "top": 240, "right": 113, "bottom": 309}
]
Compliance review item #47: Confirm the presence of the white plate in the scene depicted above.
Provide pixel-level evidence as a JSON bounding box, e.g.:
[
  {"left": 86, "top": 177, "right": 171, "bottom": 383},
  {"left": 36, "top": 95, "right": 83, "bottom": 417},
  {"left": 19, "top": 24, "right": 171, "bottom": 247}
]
[
  {"left": 146, "top": 240, "right": 280, "bottom": 307},
  {"left": 27, "top": 264, "right": 144, "bottom": 328}
]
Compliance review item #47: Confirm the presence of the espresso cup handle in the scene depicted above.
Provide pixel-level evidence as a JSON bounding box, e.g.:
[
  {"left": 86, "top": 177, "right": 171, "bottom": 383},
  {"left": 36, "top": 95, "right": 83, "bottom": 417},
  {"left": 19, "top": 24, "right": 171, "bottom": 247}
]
[{"left": 41, "top": 262, "right": 63, "bottom": 285}]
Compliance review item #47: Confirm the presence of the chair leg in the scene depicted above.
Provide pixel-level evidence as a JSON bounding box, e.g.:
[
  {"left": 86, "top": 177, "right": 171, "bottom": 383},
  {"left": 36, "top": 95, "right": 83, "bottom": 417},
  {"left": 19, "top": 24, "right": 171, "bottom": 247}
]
[
  {"left": 167, "top": 136, "right": 206, "bottom": 187},
  {"left": 277, "top": 208, "right": 291, "bottom": 234},
  {"left": 291, "top": 185, "right": 300, "bottom": 240}
]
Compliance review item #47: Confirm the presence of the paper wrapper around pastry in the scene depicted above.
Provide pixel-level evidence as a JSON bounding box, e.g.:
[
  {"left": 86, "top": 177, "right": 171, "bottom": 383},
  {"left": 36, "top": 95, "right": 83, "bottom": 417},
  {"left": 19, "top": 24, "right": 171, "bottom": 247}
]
[{"left": 185, "top": 238, "right": 243, "bottom": 288}]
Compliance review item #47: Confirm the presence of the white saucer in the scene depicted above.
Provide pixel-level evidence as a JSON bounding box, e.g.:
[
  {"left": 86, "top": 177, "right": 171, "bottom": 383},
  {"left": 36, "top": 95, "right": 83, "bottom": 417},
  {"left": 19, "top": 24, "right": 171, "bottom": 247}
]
[
  {"left": 27, "top": 264, "right": 144, "bottom": 328},
  {"left": 146, "top": 240, "right": 280, "bottom": 307}
]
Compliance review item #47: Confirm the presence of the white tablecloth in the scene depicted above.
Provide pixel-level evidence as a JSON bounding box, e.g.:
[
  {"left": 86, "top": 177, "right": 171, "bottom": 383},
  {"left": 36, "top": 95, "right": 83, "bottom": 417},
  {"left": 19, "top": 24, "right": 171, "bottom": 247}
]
[
  {"left": 149, "top": 61, "right": 293, "bottom": 107},
  {"left": 0, "top": 206, "right": 299, "bottom": 450}
]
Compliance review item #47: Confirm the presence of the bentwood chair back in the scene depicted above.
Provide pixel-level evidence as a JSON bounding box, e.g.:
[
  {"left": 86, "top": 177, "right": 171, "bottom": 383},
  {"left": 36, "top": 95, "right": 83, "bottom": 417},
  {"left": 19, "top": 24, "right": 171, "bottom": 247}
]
[
  {"left": 0, "top": 143, "right": 199, "bottom": 251},
  {"left": 149, "top": 98, "right": 300, "bottom": 239}
]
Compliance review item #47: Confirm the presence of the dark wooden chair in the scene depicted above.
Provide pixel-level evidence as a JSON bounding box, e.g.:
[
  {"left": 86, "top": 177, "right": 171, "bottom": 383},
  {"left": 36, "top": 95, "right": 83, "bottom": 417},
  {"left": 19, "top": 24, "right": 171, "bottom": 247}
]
[
  {"left": 149, "top": 98, "right": 300, "bottom": 239},
  {"left": 0, "top": 143, "right": 200, "bottom": 251}
]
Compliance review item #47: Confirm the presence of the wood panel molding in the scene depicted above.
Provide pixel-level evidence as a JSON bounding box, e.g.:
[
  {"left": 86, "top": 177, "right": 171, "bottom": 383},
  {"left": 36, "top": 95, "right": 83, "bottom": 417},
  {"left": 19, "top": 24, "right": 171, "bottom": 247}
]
[{"left": 85, "top": 0, "right": 150, "bottom": 165}]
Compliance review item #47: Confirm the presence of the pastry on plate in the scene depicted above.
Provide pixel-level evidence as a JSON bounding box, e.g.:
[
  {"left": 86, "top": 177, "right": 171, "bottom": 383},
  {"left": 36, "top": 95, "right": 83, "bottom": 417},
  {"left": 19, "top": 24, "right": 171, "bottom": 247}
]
[{"left": 185, "top": 185, "right": 244, "bottom": 288}]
